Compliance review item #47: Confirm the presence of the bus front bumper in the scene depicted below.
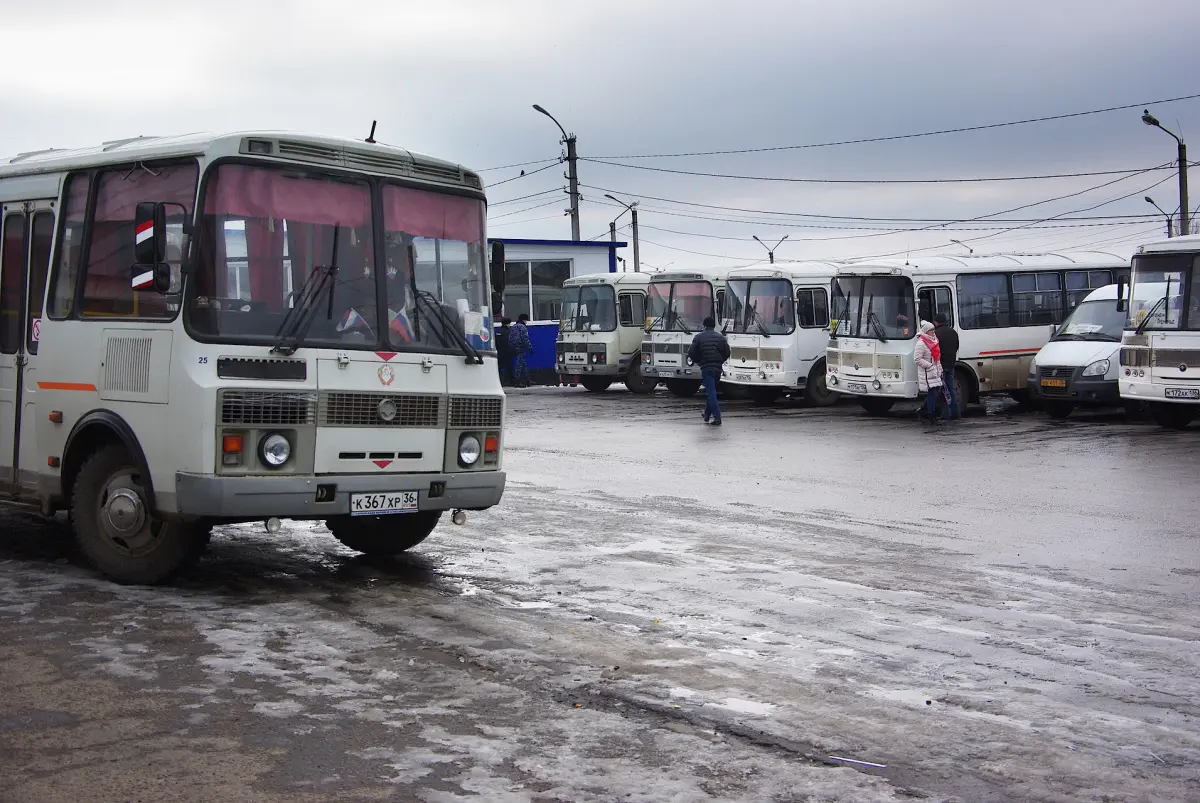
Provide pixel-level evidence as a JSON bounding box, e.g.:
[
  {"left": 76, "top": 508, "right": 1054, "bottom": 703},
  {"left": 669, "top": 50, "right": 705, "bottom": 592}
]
[
  {"left": 170, "top": 470, "right": 506, "bottom": 519},
  {"left": 645, "top": 365, "right": 701, "bottom": 379}
]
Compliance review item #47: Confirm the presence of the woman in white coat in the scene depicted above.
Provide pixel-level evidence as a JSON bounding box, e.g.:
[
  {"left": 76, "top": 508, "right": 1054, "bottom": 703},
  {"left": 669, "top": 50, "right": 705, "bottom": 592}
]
[{"left": 914, "top": 320, "right": 946, "bottom": 422}]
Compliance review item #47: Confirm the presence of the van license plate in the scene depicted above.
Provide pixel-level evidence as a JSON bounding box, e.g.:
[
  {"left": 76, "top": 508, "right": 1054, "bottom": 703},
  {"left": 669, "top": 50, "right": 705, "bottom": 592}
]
[
  {"left": 847, "top": 382, "right": 868, "bottom": 394},
  {"left": 1040, "top": 378, "right": 1066, "bottom": 388},
  {"left": 350, "top": 491, "right": 418, "bottom": 516},
  {"left": 1164, "top": 387, "right": 1200, "bottom": 399}
]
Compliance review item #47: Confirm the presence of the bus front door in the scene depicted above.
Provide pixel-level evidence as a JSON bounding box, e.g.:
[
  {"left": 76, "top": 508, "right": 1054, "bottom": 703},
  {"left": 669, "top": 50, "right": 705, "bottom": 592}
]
[{"left": 0, "top": 203, "right": 54, "bottom": 493}]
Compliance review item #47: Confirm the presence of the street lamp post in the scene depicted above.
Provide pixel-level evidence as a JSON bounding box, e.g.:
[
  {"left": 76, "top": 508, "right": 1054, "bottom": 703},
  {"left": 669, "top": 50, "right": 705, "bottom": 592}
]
[
  {"left": 1145, "top": 196, "right": 1175, "bottom": 238},
  {"left": 533, "top": 104, "right": 580, "bottom": 240},
  {"left": 752, "top": 235, "right": 788, "bottom": 264},
  {"left": 1142, "top": 109, "right": 1189, "bottom": 236},
  {"left": 605, "top": 194, "right": 640, "bottom": 273}
]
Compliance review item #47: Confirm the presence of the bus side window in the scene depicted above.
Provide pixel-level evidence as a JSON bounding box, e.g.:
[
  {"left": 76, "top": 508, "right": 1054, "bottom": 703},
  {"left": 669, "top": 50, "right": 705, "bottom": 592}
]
[
  {"left": 26, "top": 211, "right": 55, "bottom": 354},
  {"left": 796, "top": 288, "right": 829, "bottom": 328},
  {"left": 1, "top": 213, "right": 26, "bottom": 355},
  {"left": 619, "top": 292, "right": 645, "bottom": 327},
  {"left": 918, "top": 286, "right": 953, "bottom": 326},
  {"left": 715, "top": 290, "right": 724, "bottom": 320}
]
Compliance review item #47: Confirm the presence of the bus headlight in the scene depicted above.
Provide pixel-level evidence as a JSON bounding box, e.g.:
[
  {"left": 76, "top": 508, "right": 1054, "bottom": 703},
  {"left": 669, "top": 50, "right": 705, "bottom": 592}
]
[
  {"left": 872, "top": 379, "right": 882, "bottom": 390},
  {"left": 686, "top": 357, "right": 694, "bottom": 366},
  {"left": 459, "top": 434, "right": 482, "bottom": 467},
  {"left": 259, "top": 433, "right": 291, "bottom": 468},
  {"left": 1082, "top": 359, "right": 1110, "bottom": 377}
]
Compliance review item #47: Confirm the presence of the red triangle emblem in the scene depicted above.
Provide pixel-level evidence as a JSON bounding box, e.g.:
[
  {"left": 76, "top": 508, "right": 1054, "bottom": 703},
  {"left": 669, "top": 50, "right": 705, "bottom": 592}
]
[
  {"left": 372, "top": 460, "right": 393, "bottom": 469},
  {"left": 376, "top": 352, "right": 397, "bottom": 362}
]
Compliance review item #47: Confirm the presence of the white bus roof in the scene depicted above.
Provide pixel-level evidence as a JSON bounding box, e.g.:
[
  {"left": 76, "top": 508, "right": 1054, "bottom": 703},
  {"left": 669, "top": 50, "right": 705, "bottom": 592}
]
[
  {"left": 727, "top": 261, "right": 844, "bottom": 280},
  {"left": 1136, "top": 234, "right": 1200, "bottom": 255},
  {"left": 834, "top": 251, "right": 1128, "bottom": 276},
  {"left": 648, "top": 266, "right": 734, "bottom": 282},
  {"left": 0, "top": 131, "right": 484, "bottom": 192},
  {"left": 563, "top": 271, "right": 652, "bottom": 288}
]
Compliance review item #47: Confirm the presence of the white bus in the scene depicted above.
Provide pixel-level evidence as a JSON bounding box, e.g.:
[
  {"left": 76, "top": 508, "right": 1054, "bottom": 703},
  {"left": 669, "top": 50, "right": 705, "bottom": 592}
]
[
  {"left": 641, "top": 267, "right": 731, "bottom": 397},
  {"left": 826, "top": 252, "right": 1129, "bottom": 414},
  {"left": 719, "top": 263, "right": 841, "bottom": 406},
  {"left": 555, "top": 271, "right": 655, "bottom": 393},
  {"left": 0, "top": 131, "right": 507, "bottom": 584},
  {"left": 1118, "top": 234, "right": 1200, "bottom": 430}
]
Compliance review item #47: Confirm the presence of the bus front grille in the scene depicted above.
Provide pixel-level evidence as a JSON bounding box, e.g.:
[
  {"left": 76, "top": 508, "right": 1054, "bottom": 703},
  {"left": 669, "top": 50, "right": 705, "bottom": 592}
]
[
  {"left": 320, "top": 393, "right": 444, "bottom": 428},
  {"left": 448, "top": 396, "right": 503, "bottom": 429},
  {"left": 220, "top": 391, "right": 317, "bottom": 426}
]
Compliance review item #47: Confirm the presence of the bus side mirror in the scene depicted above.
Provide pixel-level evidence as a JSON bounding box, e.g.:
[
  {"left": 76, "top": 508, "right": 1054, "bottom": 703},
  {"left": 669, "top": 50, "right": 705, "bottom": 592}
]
[
  {"left": 490, "top": 241, "right": 506, "bottom": 294},
  {"left": 131, "top": 202, "right": 171, "bottom": 293},
  {"left": 1116, "top": 275, "right": 1128, "bottom": 312}
]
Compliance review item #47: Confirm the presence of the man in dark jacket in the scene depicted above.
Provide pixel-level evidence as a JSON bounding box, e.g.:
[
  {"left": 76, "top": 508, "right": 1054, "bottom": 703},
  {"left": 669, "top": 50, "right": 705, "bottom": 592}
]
[
  {"left": 687, "top": 317, "right": 731, "bottom": 425},
  {"left": 933, "top": 313, "right": 960, "bottom": 419}
]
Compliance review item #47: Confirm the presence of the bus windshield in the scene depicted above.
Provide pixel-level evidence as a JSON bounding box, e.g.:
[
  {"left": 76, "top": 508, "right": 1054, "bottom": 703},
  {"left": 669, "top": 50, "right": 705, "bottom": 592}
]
[
  {"left": 1126, "top": 253, "right": 1200, "bottom": 332},
  {"left": 560, "top": 285, "right": 617, "bottom": 332},
  {"left": 831, "top": 275, "right": 915, "bottom": 340},
  {"left": 190, "top": 163, "right": 490, "bottom": 351},
  {"left": 723, "top": 278, "right": 794, "bottom": 334},
  {"left": 647, "top": 280, "right": 713, "bottom": 332},
  {"left": 1052, "top": 299, "right": 1123, "bottom": 342}
]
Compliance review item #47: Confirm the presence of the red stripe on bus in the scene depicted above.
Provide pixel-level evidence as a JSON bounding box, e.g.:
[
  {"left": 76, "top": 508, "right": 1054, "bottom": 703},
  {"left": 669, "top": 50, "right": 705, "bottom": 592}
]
[
  {"left": 37, "top": 382, "right": 98, "bottom": 392},
  {"left": 978, "top": 348, "right": 1042, "bottom": 356}
]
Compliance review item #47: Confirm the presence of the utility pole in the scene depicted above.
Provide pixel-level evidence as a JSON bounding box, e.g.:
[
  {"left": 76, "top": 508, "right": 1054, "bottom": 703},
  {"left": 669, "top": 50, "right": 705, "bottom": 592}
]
[
  {"left": 610, "top": 221, "right": 617, "bottom": 242},
  {"left": 752, "top": 234, "right": 789, "bottom": 264},
  {"left": 1143, "top": 110, "right": 1189, "bottom": 237},
  {"left": 533, "top": 104, "right": 580, "bottom": 240},
  {"left": 605, "top": 193, "right": 641, "bottom": 273}
]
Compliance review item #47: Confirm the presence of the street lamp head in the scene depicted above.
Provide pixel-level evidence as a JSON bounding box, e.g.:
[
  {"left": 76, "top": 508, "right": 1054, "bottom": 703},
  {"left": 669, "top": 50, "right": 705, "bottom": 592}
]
[
  {"left": 752, "top": 235, "right": 764, "bottom": 244},
  {"left": 532, "top": 104, "right": 546, "bottom": 114},
  {"left": 1145, "top": 196, "right": 1155, "bottom": 204},
  {"left": 1142, "top": 110, "right": 1160, "bottom": 128}
]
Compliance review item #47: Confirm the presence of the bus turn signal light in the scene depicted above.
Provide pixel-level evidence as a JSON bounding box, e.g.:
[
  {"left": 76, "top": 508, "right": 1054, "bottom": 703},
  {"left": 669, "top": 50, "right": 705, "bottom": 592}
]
[
  {"left": 223, "top": 434, "right": 244, "bottom": 454},
  {"left": 48, "top": 411, "right": 63, "bottom": 424},
  {"left": 484, "top": 435, "right": 499, "bottom": 453}
]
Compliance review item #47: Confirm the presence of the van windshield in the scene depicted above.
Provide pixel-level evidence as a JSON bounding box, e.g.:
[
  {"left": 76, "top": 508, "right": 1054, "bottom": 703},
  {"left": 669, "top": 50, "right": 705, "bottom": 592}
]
[{"left": 1052, "top": 299, "right": 1123, "bottom": 342}]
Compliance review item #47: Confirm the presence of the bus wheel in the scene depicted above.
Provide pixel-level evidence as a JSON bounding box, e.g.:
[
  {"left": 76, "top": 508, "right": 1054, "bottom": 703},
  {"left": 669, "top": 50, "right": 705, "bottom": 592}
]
[
  {"left": 859, "top": 397, "right": 895, "bottom": 415},
  {"left": 1043, "top": 401, "right": 1074, "bottom": 419},
  {"left": 1150, "top": 402, "right": 1197, "bottom": 430},
  {"left": 71, "top": 444, "right": 202, "bottom": 585},
  {"left": 804, "top": 363, "right": 838, "bottom": 407},
  {"left": 327, "top": 511, "right": 443, "bottom": 555},
  {"left": 580, "top": 376, "right": 612, "bottom": 392},
  {"left": 625, "top": 362, "right": 657, "bottom": 395},
  {"left": 665, "top": 379, "right": 701, "bottom": 397}
]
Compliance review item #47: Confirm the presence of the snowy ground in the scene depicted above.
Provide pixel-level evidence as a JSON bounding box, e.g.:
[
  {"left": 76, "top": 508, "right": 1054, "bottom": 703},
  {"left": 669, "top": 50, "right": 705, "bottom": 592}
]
[{"left": 1, "top": 388, "right": 1198, "bottom": 802}]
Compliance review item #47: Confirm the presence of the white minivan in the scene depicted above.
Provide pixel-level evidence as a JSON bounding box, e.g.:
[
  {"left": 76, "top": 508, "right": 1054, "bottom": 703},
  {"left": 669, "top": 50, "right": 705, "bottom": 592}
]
[{"left": 1027, "top": 284, "right": 1127, "bottom": 418}]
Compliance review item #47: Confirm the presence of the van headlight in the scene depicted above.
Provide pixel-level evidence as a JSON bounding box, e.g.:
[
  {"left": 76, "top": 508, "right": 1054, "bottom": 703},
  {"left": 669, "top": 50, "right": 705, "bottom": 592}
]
[
  {"left": 1082, "top": 359, "right": 1110, "bottom": 377},
  {"left": 259, "top": 432, "right": 291, "bottom": 468},
  {"left": 458, "top": 434, "right": 482, "bottom": 466}
]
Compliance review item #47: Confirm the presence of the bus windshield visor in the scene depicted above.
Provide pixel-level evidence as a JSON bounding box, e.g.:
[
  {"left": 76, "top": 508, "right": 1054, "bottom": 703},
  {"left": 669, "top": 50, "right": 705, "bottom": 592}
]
[
  {"left": 831, "top": 276, "right": 915, "bottom": 339},
  {"left": 560, "top": 285, "right": 617, "bottom": 332},
  {"left": 723, "top": 279, "right": 794, "bottom": 334},
  {"left": 1126, "top": 254, "right": 1200, "bottom": 332},
  {"left": 647, "top": 281, "right": 712, "bottom": 332},
  {"left": 190, "top": 164, "right": 491, "bottom": 352}
]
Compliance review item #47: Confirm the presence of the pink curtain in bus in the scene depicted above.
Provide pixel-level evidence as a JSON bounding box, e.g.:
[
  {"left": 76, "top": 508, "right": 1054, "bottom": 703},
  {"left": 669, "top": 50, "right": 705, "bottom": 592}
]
[{"left": 382, "top": 185, "right": 482, "bottom": 242}]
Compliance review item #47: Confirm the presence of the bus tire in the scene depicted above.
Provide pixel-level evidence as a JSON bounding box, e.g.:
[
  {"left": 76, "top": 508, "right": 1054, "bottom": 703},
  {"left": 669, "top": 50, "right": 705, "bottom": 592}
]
[
  {"left": 1043, "top": 401, "right": 1074, "bottom": 419},
  {"left": 71, "top": 443, "right": 202, "bottom": 585},
  {"left": 859, "top": 397, "right": 895, "bottom": 416},
  {"left": 804, "top": 361, "right": 838, "bottom": 407},
  {"left": 1149, "top": 402, "right": 1197, "bottom": 430},
  {"left": 580, "top": 376, "right": 612, "bottom": 392},
  {"left": 665, "top": 379, "right": 701, "bottom": 397},
  {"left": 625, "top": 360, "right": 657, "bottom": 395},
  {"left": 327, "top": 511, "right": 442, "bottom": 555},
  {"left": 954, "top": 368, "right": 974, "bottom": 413}
]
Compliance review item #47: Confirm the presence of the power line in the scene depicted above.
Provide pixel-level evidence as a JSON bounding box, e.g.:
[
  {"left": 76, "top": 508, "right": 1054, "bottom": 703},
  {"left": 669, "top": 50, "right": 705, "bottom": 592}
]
[
  {"left": 488, "top": 187, "right": 563, "bottom": 206},
  {"left": 580, "top": 159, "right": 1172, "bottom": 185},
  {"left": 485, "top": 161, "right": 559, "bottom": 188},
  {"left": 590, "top": 92, "right": 1200, "bottom": 159},
  {"left": 489, "top": 212, "right": 566, "bottom": 227},
  {"left": 479, "top": 158, "right": 559, "bottom": 172},
  {"left": 487, "top": 198, "right": 563, "bottom": 220}
]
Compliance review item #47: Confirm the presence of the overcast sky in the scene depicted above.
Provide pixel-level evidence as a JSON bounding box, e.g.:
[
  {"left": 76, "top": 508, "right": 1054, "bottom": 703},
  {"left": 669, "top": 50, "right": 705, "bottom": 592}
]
[{"left": 3, "top": 0, "right": 1198, "bottom": 269}]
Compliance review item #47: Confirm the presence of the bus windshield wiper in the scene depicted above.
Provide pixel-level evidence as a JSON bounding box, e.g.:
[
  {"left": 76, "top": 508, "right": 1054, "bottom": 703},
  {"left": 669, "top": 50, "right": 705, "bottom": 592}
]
[
  {"left": 1135, "top": 280, "right": 1172, "bottom": 335},
  {"left": 865, "top": 294, "right": 888, "bottom": 342},
  {"left": 272, "top": 225, "right": 341, "bottom": 355},
  {"left": 748, "top": 304, "right": 772, "bottom": 338},
  {"left": 414, "top": 289, "right": 484, "bottom": 364}
]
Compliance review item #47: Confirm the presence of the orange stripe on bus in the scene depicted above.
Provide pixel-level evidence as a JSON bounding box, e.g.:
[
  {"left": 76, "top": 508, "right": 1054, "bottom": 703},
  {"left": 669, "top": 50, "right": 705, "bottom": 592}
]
[
  {"left": 977, "top": 348, "right": 1042, "bottom": 356},
  {"left": 37, "top": 382, "right": 98, "bottom": 392}
]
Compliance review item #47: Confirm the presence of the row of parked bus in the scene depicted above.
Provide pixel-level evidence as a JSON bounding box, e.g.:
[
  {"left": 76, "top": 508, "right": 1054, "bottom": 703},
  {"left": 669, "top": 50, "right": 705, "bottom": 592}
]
[{"left": 553, "top": 236, "right": 1200, "bottom": 430}]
